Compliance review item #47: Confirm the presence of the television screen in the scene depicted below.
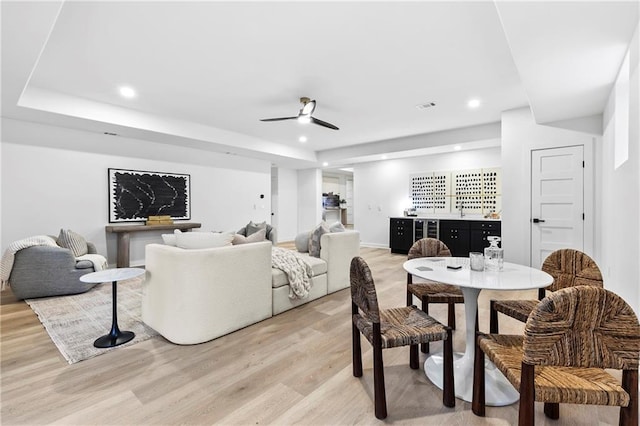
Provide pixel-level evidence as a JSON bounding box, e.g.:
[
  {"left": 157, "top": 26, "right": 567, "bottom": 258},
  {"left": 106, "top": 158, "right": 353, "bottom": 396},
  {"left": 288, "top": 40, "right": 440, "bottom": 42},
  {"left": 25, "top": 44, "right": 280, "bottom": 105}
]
[{"left": 322, "top": 195, "right": 340, "bottom": 208}]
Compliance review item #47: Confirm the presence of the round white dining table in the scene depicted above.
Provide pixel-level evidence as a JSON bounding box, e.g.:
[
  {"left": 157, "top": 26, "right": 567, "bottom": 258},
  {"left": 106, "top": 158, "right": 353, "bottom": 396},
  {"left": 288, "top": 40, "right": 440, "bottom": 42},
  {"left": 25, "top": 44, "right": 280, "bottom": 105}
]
[{"left": 403, "top": 257, "right": 553, "bottom": 406}]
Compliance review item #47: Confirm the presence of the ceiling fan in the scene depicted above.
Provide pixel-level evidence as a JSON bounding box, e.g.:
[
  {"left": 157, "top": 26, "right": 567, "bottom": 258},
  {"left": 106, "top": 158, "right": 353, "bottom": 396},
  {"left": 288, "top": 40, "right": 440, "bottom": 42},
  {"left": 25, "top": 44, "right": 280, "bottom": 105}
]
[{"left": 260, "top": 97, "right": 339, "bottom": 130}]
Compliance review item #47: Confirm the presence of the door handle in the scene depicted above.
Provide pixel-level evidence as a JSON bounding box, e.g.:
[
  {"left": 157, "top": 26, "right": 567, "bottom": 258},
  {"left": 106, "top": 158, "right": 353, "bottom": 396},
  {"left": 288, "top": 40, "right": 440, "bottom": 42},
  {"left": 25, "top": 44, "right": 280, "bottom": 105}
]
[{"left": 532, "top": 218, "right": 546, "bottom": 223}]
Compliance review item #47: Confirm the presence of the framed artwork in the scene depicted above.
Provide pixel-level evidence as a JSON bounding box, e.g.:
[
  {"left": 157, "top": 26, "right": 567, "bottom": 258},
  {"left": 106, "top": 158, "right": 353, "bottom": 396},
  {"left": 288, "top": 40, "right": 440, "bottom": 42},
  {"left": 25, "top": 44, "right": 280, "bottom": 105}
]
[
  {"left": 108, "top": 168, "right": 191, "bottom": 223},
  {"left": 410, "top": 168, "right": 501, "bottom": 215}
]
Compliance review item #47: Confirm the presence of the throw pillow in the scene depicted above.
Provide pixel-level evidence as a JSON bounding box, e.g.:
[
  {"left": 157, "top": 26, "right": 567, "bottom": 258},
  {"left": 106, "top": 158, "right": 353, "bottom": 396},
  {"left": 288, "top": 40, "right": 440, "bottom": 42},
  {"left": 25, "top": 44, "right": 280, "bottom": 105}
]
[
  {"left": 329, "top": 221, "right": 346, "bottom": 232},
  {"left": 246, "top": 221, "right": 266, "bottom": 236},
  {"left": 246, "top": 220, "right": 274, "bottom": 240},
  {"left": 161, "top": 234, "right": 177, "bottom": 246},
  {"left": 294, "top": 231, "right": 310, "bottom": 253},
  {"left": 174, "top": 229, "right": 234, "bottom": 249},
  {"left": 308, "top": 222, "right": 330, "bottom": 257},
  {"left": 232, "top": 228, "right": 266, "bottom": 245},
  {"left": 57, "top": 229, "right": 88, "bottom": 257}
]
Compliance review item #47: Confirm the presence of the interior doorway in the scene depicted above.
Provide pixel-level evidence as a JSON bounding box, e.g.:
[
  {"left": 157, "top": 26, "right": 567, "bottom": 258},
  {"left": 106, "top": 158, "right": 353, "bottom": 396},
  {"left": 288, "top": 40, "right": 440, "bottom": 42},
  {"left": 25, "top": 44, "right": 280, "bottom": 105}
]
[{"left": 322, "top": 170, "right": 353, "bottom": 226}]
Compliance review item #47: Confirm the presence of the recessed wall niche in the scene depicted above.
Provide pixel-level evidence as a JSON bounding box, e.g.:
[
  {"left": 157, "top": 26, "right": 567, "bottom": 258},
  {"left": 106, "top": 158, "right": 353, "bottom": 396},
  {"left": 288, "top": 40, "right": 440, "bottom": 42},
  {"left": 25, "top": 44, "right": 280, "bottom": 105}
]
[{"left": 409, "top": 167, "right": 501, "bottom": 215}]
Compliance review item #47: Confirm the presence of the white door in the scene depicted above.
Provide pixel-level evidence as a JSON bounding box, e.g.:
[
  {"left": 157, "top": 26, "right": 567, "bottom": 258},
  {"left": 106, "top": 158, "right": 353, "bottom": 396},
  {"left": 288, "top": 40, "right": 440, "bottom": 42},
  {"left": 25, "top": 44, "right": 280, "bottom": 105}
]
[{"left": 531, "top": 146, "right": 584, "bottom": 267}]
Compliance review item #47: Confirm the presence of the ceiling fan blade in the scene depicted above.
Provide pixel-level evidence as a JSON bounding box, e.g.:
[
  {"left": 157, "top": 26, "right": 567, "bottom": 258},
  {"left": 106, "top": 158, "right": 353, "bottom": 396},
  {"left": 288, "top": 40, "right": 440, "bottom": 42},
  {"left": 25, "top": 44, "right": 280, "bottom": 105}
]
[
  {"left": 311, "top": 116, "right": 339, "bottom": 130},
  {"left": 259, "top": 116, "right": 299, "bottom": 122}
]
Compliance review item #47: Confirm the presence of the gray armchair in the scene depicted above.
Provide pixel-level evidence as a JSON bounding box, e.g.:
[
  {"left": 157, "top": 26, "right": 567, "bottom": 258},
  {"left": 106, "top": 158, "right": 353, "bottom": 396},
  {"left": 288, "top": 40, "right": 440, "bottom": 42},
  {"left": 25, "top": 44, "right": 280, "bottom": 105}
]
[{"left": 9, "top": 242, "right": 100, "bottom": 300}]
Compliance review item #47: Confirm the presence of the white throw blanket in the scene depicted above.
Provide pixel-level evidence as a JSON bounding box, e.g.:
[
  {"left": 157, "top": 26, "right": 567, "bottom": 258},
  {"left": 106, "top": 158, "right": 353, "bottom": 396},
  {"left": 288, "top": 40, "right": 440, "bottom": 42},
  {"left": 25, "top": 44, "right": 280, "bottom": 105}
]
[
  {"left": 271, "top": 247, "right": 314, "bottom": 299},
  {"left": 1, "top": 235, "right": 58, "bottom": 290},
  {"left": 76, "top": 253, "right": 108, "bottom": 273}
]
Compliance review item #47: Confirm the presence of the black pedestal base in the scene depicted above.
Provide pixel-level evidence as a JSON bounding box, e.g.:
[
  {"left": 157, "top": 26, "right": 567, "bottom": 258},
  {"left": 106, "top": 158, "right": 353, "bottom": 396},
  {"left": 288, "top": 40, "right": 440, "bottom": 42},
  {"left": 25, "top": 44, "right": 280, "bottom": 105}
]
[{"left": 94, "top": 330, "right": 135, "bottom": 348}]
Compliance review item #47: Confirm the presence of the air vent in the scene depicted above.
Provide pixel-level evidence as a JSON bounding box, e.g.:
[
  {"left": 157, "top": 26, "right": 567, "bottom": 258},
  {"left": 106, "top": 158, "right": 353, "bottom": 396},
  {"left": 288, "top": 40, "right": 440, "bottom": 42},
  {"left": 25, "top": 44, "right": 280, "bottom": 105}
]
[
  {"left": 103, "top": 132, "right": 118, "bottom": 136},
  {"left": 415, "top": 102, "right": 436, "bottom": 110}
]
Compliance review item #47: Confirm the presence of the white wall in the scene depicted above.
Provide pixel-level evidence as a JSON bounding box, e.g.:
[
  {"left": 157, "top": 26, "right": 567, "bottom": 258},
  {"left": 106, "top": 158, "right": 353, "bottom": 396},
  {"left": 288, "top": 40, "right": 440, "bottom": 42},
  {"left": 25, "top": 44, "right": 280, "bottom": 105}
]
[
  {"left": 1, "top": 118, "right": 272, "bottom": 266},
  {"left": 598, "top": 19, "right": 639, "bottom": 315},
  {"left": 500, "top": 107, "right": 598, "bottom": 267},
  {"left": 353, "top": 147, "right": 502, "bottom": 247},
  {"left": 273, "top": 167, "right": 298, "bottom": 242},
  {"left": 297, "top": 168, "right": 322, "bottom": 233}
]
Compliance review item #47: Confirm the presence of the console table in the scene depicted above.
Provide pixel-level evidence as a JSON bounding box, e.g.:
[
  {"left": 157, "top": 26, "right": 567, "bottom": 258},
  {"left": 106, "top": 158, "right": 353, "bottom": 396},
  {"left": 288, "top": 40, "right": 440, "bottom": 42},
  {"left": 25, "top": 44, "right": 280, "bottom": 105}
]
[{"left": 105, "top": 222, "right": 201, "bottom": 267}]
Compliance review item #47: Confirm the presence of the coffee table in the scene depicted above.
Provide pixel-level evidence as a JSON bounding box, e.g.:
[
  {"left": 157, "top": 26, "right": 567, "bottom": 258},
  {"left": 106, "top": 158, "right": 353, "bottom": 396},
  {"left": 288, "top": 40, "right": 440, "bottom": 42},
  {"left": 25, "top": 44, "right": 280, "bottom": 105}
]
[
  {"left": 80, "top": 267, "right": 146, "bottom": 348},
  {"left": 403, "top": 257, "right": 552, "bottom": 405}
]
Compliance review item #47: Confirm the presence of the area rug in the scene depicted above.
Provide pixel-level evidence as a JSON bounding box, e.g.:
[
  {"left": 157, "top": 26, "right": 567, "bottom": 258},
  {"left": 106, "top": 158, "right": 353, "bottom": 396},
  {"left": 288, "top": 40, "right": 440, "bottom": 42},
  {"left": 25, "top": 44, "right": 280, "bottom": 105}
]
[{"left": 25, "top": 276, "right": 158, "bottom": 364}]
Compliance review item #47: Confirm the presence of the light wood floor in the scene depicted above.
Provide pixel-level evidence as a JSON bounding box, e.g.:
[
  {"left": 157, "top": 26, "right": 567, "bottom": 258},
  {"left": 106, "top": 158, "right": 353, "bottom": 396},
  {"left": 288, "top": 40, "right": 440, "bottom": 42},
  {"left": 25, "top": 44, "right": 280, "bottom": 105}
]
[{"left": 1, "top": 246, "right": 625, "bottom": 425}]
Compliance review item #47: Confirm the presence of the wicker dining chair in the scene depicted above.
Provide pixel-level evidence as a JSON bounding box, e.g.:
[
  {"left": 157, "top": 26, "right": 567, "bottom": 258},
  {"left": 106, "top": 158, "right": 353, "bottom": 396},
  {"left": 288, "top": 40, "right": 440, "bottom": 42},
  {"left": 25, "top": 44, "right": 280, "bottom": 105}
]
[
  {"left": 489, "top": 248, "right": 603, "bottom": 333},
  {"left": 406, "top": 238, "right": 463, "bottom": 353},
  {"left": 351, "top": 256, "right": 455, "bottom": 419},
  {"left": 473, "top": 286, "right": 639, "bottom": 426}
]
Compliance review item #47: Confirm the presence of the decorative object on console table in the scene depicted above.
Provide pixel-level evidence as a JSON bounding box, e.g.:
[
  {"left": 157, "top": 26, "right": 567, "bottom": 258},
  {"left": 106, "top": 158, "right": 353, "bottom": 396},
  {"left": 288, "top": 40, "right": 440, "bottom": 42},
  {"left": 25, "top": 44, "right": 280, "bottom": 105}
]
[
  {"left": 105, "top": 222, "right": 201, "bottom": 267},
  {"left": 146, "top": 215, "right": 174, "bottom": 226},
  {"left": 108, "top": 168, "right": 190, "bottom": 223}
]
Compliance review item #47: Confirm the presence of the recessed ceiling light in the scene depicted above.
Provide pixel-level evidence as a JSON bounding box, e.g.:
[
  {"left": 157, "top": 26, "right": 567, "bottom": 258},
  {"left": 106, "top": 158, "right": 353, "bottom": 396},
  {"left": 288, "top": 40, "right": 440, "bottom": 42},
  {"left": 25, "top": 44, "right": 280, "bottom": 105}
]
[
  {"left": 299, "top": 136, "right": 307, "bottom": 143},
  {"left": 467, "top": 99, "right": 481, "bottom": 108},
  {"left": 381, "top": 155, "right": 388, "bottom": 160},
  {"left": 119, "top": 86, "right": 136, "bottom": 99},
  {"left": 322, "top": 162, "right": 329, "bottom": 167},
  {"left": 454, "top": 145, "right": 462, "bottom": 151}
]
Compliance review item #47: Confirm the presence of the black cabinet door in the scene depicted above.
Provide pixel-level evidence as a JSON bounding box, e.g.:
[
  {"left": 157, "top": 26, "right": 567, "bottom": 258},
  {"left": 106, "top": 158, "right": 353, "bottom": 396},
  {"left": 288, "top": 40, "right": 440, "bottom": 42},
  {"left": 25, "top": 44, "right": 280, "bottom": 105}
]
[
  {"left": 390, "top": 218, "right": 414, "bottom": 254},
  {"left": 469, "top": 221, "right": 502, "bottom": 254},
  {"left": 439, "top": 220, "right": 470, "bottom": 257}
]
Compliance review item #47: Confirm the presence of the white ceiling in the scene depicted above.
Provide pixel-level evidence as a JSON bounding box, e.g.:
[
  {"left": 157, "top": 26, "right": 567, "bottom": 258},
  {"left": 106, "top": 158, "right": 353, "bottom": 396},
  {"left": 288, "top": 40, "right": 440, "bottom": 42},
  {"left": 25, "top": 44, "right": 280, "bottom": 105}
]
[{"left": 2, "top": 1, "right": 638, "bottom": 169}]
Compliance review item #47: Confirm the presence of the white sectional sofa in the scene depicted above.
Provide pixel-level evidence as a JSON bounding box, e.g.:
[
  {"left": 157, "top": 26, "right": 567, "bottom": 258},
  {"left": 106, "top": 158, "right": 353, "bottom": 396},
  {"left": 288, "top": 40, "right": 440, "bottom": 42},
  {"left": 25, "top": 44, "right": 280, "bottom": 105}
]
[
  {"left": 142, "top": 241, "right": 273, "bottom": 345},
  {"left": 272, "top": 231, "right": 360, "bottom": 315},
  {"left": 142, "top": 231, "right": 360, "bottom": 344}
]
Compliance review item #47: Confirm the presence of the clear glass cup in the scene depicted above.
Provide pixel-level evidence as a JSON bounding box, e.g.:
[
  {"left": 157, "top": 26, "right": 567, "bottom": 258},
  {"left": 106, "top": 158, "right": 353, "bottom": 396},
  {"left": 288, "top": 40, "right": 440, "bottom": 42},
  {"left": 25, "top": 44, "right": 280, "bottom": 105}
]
[{"left": 469, "top": 252, "right": 484, "bottom": 271}]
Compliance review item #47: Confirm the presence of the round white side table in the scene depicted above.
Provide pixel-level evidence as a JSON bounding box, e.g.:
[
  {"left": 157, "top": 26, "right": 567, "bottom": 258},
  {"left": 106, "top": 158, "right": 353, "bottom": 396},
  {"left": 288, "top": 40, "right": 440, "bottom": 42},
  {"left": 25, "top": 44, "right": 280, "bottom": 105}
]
[{"left": 80, "top": 267, "right": 145, "bottom": 348}]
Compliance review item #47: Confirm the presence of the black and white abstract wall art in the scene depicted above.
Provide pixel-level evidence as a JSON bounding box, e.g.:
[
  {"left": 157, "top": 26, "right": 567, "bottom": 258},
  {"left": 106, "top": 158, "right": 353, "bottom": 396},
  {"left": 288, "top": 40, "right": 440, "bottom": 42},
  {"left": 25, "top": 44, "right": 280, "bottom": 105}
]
[{"left": 108, "top": 168, "right": 191, "bottom": 222}]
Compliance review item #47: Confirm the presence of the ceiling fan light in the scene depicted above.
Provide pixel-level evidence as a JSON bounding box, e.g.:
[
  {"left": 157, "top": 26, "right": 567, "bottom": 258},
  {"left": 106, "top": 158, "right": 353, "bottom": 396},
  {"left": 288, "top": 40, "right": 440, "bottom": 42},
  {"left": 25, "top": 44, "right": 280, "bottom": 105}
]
[
  {"left": 298, "top": 115, "right": 311, "bottom": 124},
  {"left": 301, "top": 99, "right": 316, "bottom": 115}
]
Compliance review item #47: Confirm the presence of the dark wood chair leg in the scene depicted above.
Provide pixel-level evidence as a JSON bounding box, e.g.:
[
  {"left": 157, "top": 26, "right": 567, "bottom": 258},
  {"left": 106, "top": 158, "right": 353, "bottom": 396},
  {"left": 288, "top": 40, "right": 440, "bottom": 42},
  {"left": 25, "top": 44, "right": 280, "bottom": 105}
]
[
  {"left": 620, "top": 370, "right": 638, "bottom": 426},
  {"left": 544, "top": 403, "right": 559, "bottom": 419},
  {"left": 372, "top": 324, "right": 387, "bottom": 419},
  {"left": 352, "top": 303, "right": 362, "bottom": 377},
  {"left": 518, "top": 362, "right": 535, "bottom": 426},
  {"left": 472, "top": 333, "right": 486, "bottom": 416},
  {"left": 352, "top": 324, "right": 362, "bottom": 377},
  {"left": 410, "top": 344, "right": 419, "bottom": 369},
  {"left": 421, "top": 296, "right": 430, "bottom": 353},
  {"left": 406, "top": 273, "right": 413, "bottom": 306},
  {"left": 442, "top": 327, "right": 455, "bottom": 408},
  {"left": 447, "top": 302, "right": 456, "bottom": 330},
  {"left": 489, "top": 300, "right": 499, "bottom": 334}
]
